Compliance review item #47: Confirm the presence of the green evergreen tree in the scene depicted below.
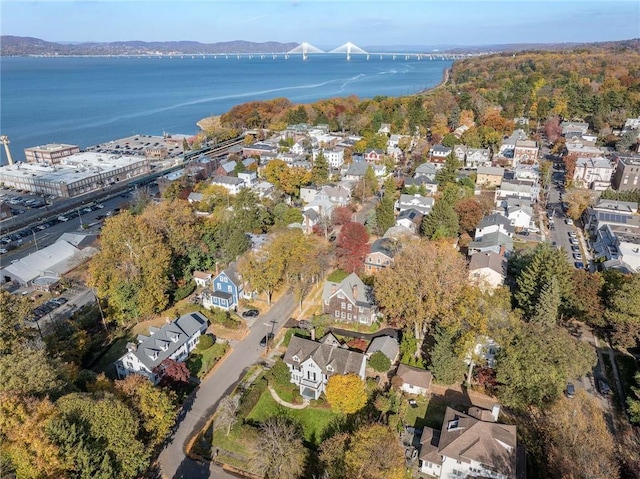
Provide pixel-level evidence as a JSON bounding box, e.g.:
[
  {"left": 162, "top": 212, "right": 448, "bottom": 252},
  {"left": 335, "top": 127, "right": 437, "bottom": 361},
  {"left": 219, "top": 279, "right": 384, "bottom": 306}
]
[
  {"left": 375, "top": 176, "right": 396, "bottom": 234},
  {"left": 435, "top": 153, "right": 461, "bottom": 186},
  {"left": 312, "top": 150, "right": 329, "bottom": 185},
  {"left": 364, "top": 165, "right": 377, "bottom": 195},
  {"left": 421, "top": 200, "right": 459, "bottom": 239},
  {"left": 428, "top": 327, "right": 466, "bottom": 385},
  {"left": 364, "top": 210, "right": 378, "bottom": 234},
  {"left": 514, "top": 243, "right": 573, "bottom": 319},
  {"left": 530, "top": 277, "right": 561, "bottom": 326}
]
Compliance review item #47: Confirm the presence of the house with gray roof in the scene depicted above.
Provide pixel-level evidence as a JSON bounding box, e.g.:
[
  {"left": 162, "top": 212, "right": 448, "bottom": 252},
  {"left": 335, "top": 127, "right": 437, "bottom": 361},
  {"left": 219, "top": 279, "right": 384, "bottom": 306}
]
[
  {"left": 344, "top": 162, "right": 370, "bottom": 181},
  {"left": 322, "top": 273, "right": 377, "bottom": 326},
  {"left": 396, "top": 363, "right": 433, "bottom": 396},
  {"left": 403, "top": 175, "right": 439, "bottom": 195},
  {"left": 396, "top": 208, "right": 424, "bottom": 234},
  {"left": 366, "top": 335, "right": 399, "bottom": 363},
  {"left": 475, "top": 214, "right": 514, "bottom": 238},
  {"left": 283, "top": 335, "right": 367, "bottom": 400},
  {"left": 211, "top": 175, "right": 246, "bottom": 195},
  {"left": 419, "top": 406, "right": 519, "bottom": 479},
  {"left": 468, "top": 252, "right": 507, "bottom": 290},
  {"left": 414, "top": 162, "right": 439, "bottom": 180},
  {"left": 114, "top": 312, "right": 208, "bottom": 383},
  {"left": 468, "top": 231, "right": 513, "bottom": 256},
  {"left": 396, "top": 194, "right": 435, "bottom": 216},
  {"left": 364, "top": 237, "right": 398, "bottom": 274}
]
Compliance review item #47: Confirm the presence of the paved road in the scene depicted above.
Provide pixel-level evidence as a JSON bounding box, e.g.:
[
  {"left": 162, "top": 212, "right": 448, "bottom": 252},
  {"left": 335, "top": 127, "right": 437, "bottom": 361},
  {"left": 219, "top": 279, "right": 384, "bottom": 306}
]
[{"left": 159, "top": 293, "right": 296, "bottom": 479}]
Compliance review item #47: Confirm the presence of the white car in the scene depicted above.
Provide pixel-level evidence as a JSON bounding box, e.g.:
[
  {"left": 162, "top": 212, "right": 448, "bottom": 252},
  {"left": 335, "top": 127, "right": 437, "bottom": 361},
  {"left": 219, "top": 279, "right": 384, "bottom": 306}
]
[
  {"left": 565, "top": 218, "right": 574, "bottom": 225},
  {"left": 0, "top": 248, "right": 7, "bottom": 254},
  {"left": 57, "top": 216, "right": 69, "bottom": 222}
]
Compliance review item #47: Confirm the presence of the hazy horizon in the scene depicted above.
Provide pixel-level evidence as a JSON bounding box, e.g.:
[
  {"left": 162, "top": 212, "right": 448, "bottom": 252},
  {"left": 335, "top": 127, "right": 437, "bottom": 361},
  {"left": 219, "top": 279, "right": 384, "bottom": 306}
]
[{"left": 2, "top": 1, "right": 638, "bottom": 47}]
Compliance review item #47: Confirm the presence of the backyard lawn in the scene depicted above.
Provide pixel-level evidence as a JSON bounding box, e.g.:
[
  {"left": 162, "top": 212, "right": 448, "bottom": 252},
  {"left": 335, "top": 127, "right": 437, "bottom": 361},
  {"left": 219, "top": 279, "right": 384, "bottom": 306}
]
[
  {"left": 247, "top": 390, "right": 339, "bottom": 447},
  {"left": 403, "top": 396, "right": 449, "bottom": 430}
]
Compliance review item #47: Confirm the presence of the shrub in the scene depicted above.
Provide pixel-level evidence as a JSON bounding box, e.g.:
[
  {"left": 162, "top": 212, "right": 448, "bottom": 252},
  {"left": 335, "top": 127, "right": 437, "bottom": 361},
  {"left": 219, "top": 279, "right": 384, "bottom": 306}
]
[
  {"left": 369, "top": 351, "right": 391, "bottom": 372},
  {"left": 238, "top": 376, "right": 268, "bottom": 420},
  {"left": 327, "top": 269, "right": 349, "bottom": 283},
  {"left": 208, "top": 309, "right": 242, "bottom": 330},
  {"left": 269, "top": 359, "right": 291, "bottom": 386},
  {"left": 173, "top": 281, "right": 196, "bottom": 302},
  {"left": 197, "top": 334, "right": 215, "bottom": 351}
]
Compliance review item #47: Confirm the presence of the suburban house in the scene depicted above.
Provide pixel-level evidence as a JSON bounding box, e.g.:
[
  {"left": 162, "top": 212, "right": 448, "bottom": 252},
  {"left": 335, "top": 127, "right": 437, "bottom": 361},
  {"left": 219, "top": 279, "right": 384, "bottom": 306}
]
[
  {"left": 396, "top": 208, "right": 424, "bottom": 234},
  {"left": 414, "top": 163, "right": 439, "bottom": 181},
  {"left": 313, "top": 148, "right": 344, "bottom": 169},
  {"left": 238, "top": 171, "right": 257, "bottom": 187},
  {"left": 465, "top": 148, "right": 491, "bottom": 169},
  {"left": 114, "top": 312, "right": 208, "bottom": 383},
  {"left": 573, "top": 157, "right": 613, "bottom": 190},
  {"left": 513, "top": 139, "right": 538, "bottom": 164},
  {"left": 216, "top": 160, "right": 237, "bottom": 177},
  {"left": 475, "top": 214, "right": 515, "bottom": 239},
  {"left": 317, "top": 185, "right": 351, "bottom": 207},
  {"left": 403, "top": 175, "right": 439, "bottom": 195},
  {"left": 495, "top": 179, "right": 539, "bottom": 207},
  {"left": 283, "top": 334, "right": 367, "bottom": 400},
  {"left": 193, "top": 271, "right": 212, "bottom": 288},
  {"left": 468, "top": 231, "right": 513, "bottom": 256},
  {"left": 429, "top": 145, "right": 452, "bottom": 163},
  {"left": 344, "top": 162, "right": 370, "bottom": 182},
  {"left": 419, "top": 406, "right": 519, "bottom": 479},
  {"left": 322, "top": 273, "right": 377, "bottom": 326},
  {"left": 211, "top": 175, "right": 245, "bottom": 195},
  {"left": 395, "top": 363, "right": 433, "bottom": 396},
  {"left": 476, "top": 166, "right": 505, "bottom": 188},
  {"left": 364, "top": 237, "right": 397, "bottom": 274},
  {"left": 453, "top": 145, "right": 467, "bottom": 164},
  {"left": 561, "top": 121, "right": 589, "bottom": 136},
  {"left": 507, "top": 204, "right": 533, "bottom": 230},
  {"left": 187, "top": 192, "right": 204, "bottom": 204},
  {"left": 468, "top": 252, "right": 508, "bottom": 290},
  {"left": 366, "top": 335, "right": 399, "bottom": 363},
  {"left": 396, "top": 194, "right": 435, "bottom": 216},
  {"left": 565, "top": 143, "right": 604, "bottom": 159},
  {"left": 364, "top": 148, "right": 385, "bottom": 163},
  {"left": 202, "top": 262, "right": 244, "bottom": 311},
  {"left": 498, "top": 129, "right": 527, "bottom": 159}
]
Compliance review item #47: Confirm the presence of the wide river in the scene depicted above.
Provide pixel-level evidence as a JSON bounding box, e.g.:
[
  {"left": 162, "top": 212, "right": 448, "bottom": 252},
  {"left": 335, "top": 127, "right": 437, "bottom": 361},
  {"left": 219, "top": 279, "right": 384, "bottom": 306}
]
[{"left": 0, "top": 55, "right": 451, "bottom": 163}]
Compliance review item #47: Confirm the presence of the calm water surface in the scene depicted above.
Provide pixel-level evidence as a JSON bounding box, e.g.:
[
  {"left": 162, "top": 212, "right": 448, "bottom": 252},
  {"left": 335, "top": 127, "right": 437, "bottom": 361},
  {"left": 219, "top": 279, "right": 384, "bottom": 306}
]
[{"left": 1, "top": 55, "right": 451, "bottom": 162}]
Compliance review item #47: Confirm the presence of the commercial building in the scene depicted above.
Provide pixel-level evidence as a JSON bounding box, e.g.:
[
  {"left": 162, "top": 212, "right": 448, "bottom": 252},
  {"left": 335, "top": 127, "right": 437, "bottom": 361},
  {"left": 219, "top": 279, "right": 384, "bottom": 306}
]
[
  {"left": 24, "top": 144, "right": 80, "bottom": 163},
  {"left": 0, "top": 152, "right": 150, "bottom": 198},
  {"left": 573, "top": 156, "right": 614, "bottom": 190}
]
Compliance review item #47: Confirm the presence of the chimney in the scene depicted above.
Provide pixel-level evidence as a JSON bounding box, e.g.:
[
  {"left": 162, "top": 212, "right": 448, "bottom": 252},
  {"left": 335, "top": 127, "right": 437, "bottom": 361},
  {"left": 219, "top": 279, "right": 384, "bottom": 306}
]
[
  {"left": 491, "top": 404, "right": 500, "bottom": 422},
  {"left": 499, "top": 245, "right": 506, "bottom": 257},
  {"left": 311, "top": 328, "right": 316, "bottom": 341}
]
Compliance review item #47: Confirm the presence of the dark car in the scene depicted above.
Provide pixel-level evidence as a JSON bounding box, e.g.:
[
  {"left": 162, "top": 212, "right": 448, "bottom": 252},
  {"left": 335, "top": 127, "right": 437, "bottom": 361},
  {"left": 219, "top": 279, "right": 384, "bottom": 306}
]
[
  {"left": 574, "top": 261, "right": 585, "bottom": 269},
  {"left": 52, "top": 297, "right": 68, "bottom": 306},
  {"left": 598, "top": 379, "right": 611, "bottom": 395},
  {"left": 242, "top": 309, "right": 259, "bottom": 318},
  {"left": 260, "top": 333, "right": 275, "bottom": 347},
  {"left": 566, "top": 383, "right": 576, "bottom": 398}
]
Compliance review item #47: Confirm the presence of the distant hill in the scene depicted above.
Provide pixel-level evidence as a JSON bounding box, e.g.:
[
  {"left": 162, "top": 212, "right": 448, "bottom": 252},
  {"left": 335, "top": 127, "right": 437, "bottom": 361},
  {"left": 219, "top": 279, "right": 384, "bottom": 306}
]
[
  {"left": 0, "top": 36, "right": 300, "bottom": 56},
  {"left": 3, "top": 35, "right": 639, "bottom": 57}
]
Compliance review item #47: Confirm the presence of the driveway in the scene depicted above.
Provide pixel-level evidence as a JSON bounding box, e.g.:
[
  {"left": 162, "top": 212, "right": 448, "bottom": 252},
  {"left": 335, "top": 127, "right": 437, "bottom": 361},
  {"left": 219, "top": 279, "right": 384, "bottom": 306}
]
[{"left": 159, "top": 292, "right": 296, "bottom": 479}]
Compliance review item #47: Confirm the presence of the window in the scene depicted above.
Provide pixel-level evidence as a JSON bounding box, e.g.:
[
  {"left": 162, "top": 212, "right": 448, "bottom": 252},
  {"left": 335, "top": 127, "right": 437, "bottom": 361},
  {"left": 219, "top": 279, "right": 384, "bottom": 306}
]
[
  {"left": 227, "top": 285, "right": 232, "bottom": 293},
  {"left": 334, "top": 311, "right": 340, "bottom": 318},
  {"left": 341, "top": 312, "right": 346, "bottom": 319},
  {"left": 341, "top": 302, "right": 346, "bottom": 309},
  {"left": 347, "top": 303, "right": 352, "bottom": 311},
  {"left": 347, "top": 313, "right": 352, "bottom": 320}
]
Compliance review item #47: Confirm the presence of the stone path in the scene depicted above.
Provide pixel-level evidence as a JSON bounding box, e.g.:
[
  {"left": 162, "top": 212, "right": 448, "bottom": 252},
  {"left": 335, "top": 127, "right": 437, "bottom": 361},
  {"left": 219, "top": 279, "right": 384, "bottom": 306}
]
[{"left": 267, "top": 385, "right": 309, "bottom": 409}]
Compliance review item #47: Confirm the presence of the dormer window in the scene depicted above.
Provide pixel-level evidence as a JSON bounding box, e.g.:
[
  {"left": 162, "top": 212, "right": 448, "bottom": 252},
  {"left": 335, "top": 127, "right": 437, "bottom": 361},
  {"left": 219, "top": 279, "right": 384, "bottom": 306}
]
[
  {"left": 292, "top": 355, "right": 299, "bottom": 362},
  {"left": 326, "top": 365, "right": 334, "bottom": 372}
]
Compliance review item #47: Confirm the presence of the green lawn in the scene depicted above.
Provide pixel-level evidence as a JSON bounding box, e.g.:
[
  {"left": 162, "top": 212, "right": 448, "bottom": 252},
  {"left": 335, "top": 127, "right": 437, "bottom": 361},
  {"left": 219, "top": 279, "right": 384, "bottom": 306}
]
[
  {"left": 403, "top": 396, "right": 449, "bottom": 430},
  {"left": 187, "top": 342, "right": 228, "bottom": 378},
  {"left": 91, "top": 333, "right": 134, "bottom": 376},
  {"left": 247, "top": 390, "right": 339, "bottom": 447}
]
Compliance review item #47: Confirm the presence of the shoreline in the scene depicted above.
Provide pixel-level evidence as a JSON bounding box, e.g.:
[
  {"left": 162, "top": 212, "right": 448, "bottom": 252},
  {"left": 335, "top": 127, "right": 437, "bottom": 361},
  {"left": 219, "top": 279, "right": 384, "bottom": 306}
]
[{"left": 420, "top": 65, "right": 452, "bottom": 94}]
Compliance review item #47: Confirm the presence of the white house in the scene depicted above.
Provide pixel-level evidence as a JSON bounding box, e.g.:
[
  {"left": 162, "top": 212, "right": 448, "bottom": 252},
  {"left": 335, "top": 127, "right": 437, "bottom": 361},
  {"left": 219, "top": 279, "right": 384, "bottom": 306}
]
[
  {"left": 507, "top": 204, "right": 533, "bottom": 230},
  {"left": 396, "top": 194, "right": 435, "bottom": 215},
  {"left": 211, "top": 175, "right": 245, "bottom": 195},
  {"left": 313, "top": 148, "right": 344, "bottom": 169},
  {"left": 283, "top": 334, "right": 367, "bottom": 400},
  {"left": 419, "top": 406, "right": 518, "bottom": 479},
  {"left": 468, "top": 252, "right": 507, "bottom": 290},
  {"left": 475, "top": 214, "right": 514, "bottom": 239},
  {"left": 573, "top": 156, "right": 614, "bottom": 190},
  {"left": 114, "top": 312, "right": 208, "bottom": 383},
  {"left": 495, "top": 179, "right": 539, "bottom": 207},
  {"left": 465, "top": 148, "right": 491, "bottom": 169},
  {"left": 193, "top": 271, "right": 212, "bottom": 288},
  {"left": 318, "top": 184, "right": 351, "bottom": 207},
  {"left": 395, "top": 363, "right": 433, "bottom": 396}
]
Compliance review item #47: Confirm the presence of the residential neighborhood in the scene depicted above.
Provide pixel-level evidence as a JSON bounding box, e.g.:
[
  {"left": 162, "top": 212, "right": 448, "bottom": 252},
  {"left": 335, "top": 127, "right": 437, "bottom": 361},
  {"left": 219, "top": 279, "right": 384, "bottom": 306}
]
[{"left": 2, "top": 41, "right": 640, "bottom": 479}]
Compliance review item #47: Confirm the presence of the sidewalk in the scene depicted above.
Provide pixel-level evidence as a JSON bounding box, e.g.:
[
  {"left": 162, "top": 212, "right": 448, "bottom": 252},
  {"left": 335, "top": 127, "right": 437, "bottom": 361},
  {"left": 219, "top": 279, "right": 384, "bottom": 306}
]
[{"left": 267, "top": 386, "right": 309, "bottom": 409}]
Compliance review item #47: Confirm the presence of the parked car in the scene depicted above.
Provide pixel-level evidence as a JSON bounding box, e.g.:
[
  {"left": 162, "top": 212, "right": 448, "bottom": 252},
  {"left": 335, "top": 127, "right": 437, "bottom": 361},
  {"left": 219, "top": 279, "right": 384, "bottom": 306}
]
[
  {"left": 571, "top": 245, "right": 580, "bottom": 252},
  {"left": 0, "top": 248, "right": 7, "bottom": 254},
  {"left": 569, "top": 238, "right": 579, "bottom": 245},
  {"left": 598, "top": 379, "right": 611, "bottom": 395},
  {"left": 58, "top": 216, "right": 69, "bottom": 222},
  {"left": 574, "top": 262, "right": 585, "bottom": 269},
  {"left": 568, "top": 231, "right": 577, "bottom": 238},
  {"left": 566, "top": 383, "right": 576, "bottom": 398},
  {"left": 242, "top": 309, "right": 259, "bottom": 318},
  {"left": 565, "top": 218, "right": 574, "bottom": 225},
  {"left": 573, "top": 253, "right": 583, "bottom": 260},
  {"left": 260, "top": 333, "right": 274, "bottom": 347}
]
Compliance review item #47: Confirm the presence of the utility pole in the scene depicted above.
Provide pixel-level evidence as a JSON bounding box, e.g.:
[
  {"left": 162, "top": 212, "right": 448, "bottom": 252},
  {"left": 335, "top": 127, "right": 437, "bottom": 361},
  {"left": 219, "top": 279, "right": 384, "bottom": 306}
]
[
  {"left": 77, "top": 207, "right": 83, "bottom": 229},
  {"left": 32, "top": 230, "right": 39, "bottom": 251}
]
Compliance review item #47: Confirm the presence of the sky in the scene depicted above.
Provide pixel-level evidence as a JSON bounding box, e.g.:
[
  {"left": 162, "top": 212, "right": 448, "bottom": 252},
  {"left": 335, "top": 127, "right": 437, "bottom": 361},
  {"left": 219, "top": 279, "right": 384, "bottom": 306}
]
[{"left": 2, "top": 0, "right": 639, "bottom": 49}]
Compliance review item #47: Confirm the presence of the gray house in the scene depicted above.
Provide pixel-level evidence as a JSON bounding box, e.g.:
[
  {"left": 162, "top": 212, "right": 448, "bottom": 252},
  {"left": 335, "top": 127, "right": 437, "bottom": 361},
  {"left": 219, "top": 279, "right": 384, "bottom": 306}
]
[
  {"left": 283, "top": 335, "right": 367, "bottom": 400},
  {"left": 115, "top": 312, "right": 208, "bottom": 383}
]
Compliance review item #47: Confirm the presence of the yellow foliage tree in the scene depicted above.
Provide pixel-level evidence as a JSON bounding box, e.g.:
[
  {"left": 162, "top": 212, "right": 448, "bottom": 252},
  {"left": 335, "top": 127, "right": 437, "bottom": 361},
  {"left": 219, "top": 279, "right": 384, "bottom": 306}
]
[
  {"left": 325, "top": 374, "right": 367, "bottom": 414},
  {"left": 344, "top": 424, "right": 405, "bottom": 479}
]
